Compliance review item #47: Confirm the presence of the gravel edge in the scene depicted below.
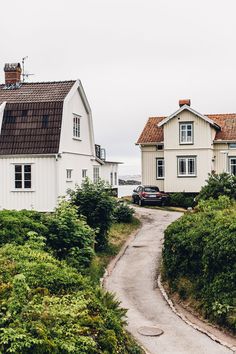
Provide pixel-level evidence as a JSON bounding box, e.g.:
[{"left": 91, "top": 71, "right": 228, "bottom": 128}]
[{"left": 157, "top": 275, "right": 236, "bottom": 353}]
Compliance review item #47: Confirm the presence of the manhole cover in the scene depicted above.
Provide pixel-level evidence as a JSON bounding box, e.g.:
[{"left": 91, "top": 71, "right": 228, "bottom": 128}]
[{"left": 138, "top": 326, "right": 164, "bottom": 337}]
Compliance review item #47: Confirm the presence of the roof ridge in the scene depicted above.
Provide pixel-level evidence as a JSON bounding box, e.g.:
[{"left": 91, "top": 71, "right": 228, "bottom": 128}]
[
  {"left": 0, "top": 80, "right": 76, "bottom": 86},
  {"left": 206, "top": 113, "right": 236, "bottom": 116}
]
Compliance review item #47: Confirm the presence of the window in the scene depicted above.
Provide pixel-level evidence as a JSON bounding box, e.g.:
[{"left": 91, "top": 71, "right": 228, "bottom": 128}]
[
  {"left": 93, "top": 167, "right": 100, "bottom": 183},
  {"left": 114, "top": 172, "right": 117, "bottom": 185},
  {"left": 180, "top": 122, "right": 193, "bottom": 144},
  {"left": 21, "top": 109, "right": 28, "bottom": 117},
  {"left": 15, "top": 164, "right": 31, "bottom": 189},
  {"left": 229, "top": 157, "right": 236, "bottom": 175},
  {"left": 229, "top": 143, "right": 236, "bottom": 149},
  {"left": 178, "top": 156, "right": 196, "bottom": 177},
  {"left": 42, "top": 115, "right": 49, "bottom": 128},
  {"left": 66, "top": 169, "right": 72, "bottom": 180},
  {"left": 82, "top": 169, "right": 87, "bottom": 179},
  {"left": 110, "top": 172, "right": 113, "bottom": 186},
  {"left": 73, "top": 114, "right": 81, "bottom": 138},
  {"left": 157, "top": 144, "right": 164, "bottom": 150},
  {"left": 156, "top": 158, "right": 165, "bottom": 179}
]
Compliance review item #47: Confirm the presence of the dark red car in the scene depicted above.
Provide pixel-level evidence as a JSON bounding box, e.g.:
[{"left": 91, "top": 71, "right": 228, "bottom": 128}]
[{"left": 132, "top": 185, "right": 168, "bottom": 206}]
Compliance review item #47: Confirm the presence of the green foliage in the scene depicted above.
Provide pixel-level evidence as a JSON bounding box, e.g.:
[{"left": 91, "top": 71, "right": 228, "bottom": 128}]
[
  {"left": 0, "top": 238, "right": 143, "bottom": 353},
  {"left": 0, "top": 209, "right": 47, "bottom": 246},
  {"left": 168, "top": 192, "right": 196, "bottom": 209},
  {"left": 0, "top": 202, "right": 95, "bottom": 271},
  {"left": 46, "top": 199, "right": 95, "bottom": 269},
  {"left": 70, "top": 179, "right": 115, "bottom": 251},
  {"left": 163, "top": 196, "right": 236, "bottom": 331},
  {"left": 113, "top": 202, "right": 135, "bottom": 223},
  {"left": 197, "top": 172, "right": 236, "bottom": 201}
]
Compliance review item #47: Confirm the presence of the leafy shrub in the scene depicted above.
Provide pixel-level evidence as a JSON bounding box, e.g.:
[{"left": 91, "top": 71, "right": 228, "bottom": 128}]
[
  {"left": 168, "top": 192, "right": 196, "bottom": 209},
  {"left": 163, "top": 196, "right": 236, "bottom": 331},
  {"left": 46, "top": 200, "right": 95, "bottom": 269},
  {"left": 197, "top": 172, "right": 236, "bottom": 201},
  {"left": 113, "top": 202, "right": 134, "bottom": 223},
  {"left": 0, "top": 236, "right": 143, "bottom": 353},
  {"left": 70, "top": 179, "right": 115, "bottom": 251},
  {"left": 0, "top": 209, "right": 47, "bottom": 246}
]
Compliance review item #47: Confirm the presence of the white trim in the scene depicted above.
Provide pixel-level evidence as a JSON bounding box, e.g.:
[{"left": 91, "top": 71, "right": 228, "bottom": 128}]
[
  {"left": 0, "top": 101, "right": 6, "bottom": 134},
  {"left": 158, "top": 105, "right": 221, "bottom": 129}
]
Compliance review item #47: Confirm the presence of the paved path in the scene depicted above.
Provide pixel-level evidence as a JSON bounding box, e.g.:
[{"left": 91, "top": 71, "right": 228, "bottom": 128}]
[{"left": 104, "top": 207, "right": 233, "bottom": 354}]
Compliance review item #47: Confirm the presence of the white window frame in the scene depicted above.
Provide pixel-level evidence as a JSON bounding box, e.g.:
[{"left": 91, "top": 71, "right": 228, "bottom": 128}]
[
  {"left": 14, "top": 164, "right": 32, "bottom": 190},
  {"left": 177, "top": 156, "right": 196, "bottom": 177},
  {"left": 66, "top": 169, "right": 73, "bottom": 181},
  {"left": 229, "top": 157, "right": 236, "bottom": 175},
  {"left": 93, "top": 166, "right": 100, "bottom": 183},
  {"left": 73, "top": 114, "right": 81, "bottom": 139},
  {"left": 156, "top": 158, "right": 165, "bottom": 179},
  {"left": 82, "top": 169, "right": 87, "bottom": 179},
  {"left": 179, "top": 122, "right": 193, "bottom": 144}
]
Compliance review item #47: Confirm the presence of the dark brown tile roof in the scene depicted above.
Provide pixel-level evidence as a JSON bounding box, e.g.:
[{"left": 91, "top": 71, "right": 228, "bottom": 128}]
[
  {"left": 0, "top": 81, "right": 75, "bottom": 155},
  {"left": 137, "top": 114, "right": 236, "bottom": 144}
]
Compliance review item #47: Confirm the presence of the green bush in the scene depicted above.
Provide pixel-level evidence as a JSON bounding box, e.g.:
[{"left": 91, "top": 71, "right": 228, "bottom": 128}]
[
  {"left": 113, "top": 202, "right": 134, "bottom": 223},
  {"left": 46, "top": 200, "right": 95, "bottom": 269},
  {"left": 163, "top": 196, "right": 236, "bottom": 331},
  {"left": 70, "top": 179, "right": 115, "bottom": 251},
  {"left": 0, "top": 209, "right": 47, "bottom": 246},
  {"left": 197, "top": 172, "right": 236, "bottom": 201},
  {"left": 0, "top": 235, "right": 143, "bottom": 353},
  {"left": 168, "top": 192, "right": 196, "bottom": 209}
]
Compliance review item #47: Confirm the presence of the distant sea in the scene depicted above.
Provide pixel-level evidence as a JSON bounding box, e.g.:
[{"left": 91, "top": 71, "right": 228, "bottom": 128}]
[{"left": 118, "top": 185, "right": 140, "bottom": 198}]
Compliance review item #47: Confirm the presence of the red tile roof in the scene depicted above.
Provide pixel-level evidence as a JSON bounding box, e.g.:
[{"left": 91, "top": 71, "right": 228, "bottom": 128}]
[
  {"left": 137, "top": 113, "right": 236, "bottom": 144},
  {"left": 0, "top": 81, "right": 75, "bottom": 155},
  {"left": 136, "top": 117, "right": 165, "bottom": 144}
]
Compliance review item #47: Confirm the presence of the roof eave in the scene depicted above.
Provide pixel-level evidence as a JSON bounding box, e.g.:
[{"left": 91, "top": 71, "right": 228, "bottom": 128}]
[{"left": 158, "top": 105, "right": 221, "bottom": 130}]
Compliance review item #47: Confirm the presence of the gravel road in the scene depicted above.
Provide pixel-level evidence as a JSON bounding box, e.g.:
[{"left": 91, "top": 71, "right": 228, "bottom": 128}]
[{"left": 104, "top": 207, "right": 233, "bottom": 354}]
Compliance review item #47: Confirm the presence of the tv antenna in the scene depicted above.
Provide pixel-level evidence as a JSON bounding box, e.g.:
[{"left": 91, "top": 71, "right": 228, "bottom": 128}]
[{"left": 21, "top": 56, "right": 34, "bottom": 82}]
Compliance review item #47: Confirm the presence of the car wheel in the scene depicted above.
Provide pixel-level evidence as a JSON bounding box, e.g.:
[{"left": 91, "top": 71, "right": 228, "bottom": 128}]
[
  {"left": 132, "top": 197, "right": 136, "bottom": 204},
  {"left": 138, "top": 199, "right": 144, "bottom": 206}
]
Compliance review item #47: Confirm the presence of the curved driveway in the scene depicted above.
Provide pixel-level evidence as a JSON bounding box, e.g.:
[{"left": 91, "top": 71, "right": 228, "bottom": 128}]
[{"left": 104, "top": 207, "right": 232, "bottom": 354}]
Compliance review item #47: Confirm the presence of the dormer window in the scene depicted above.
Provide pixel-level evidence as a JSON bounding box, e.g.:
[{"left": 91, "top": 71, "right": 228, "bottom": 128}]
[
  {"left": 180, "top": 122, "right": 193, "bottom": 144},
  {"left": 73, "top": 114, "right": 81, "bottom": 139}
]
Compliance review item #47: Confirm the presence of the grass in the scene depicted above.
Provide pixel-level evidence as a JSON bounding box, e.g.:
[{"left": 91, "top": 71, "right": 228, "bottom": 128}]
[{"left": 89, "top": 217, "right": 141, "bottom": 283}]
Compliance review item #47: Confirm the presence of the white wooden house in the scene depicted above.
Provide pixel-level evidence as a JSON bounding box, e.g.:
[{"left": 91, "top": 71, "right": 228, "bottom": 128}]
[
  {"left": 0, "top": 63, "right": 120, "bottom": 211},
  {"left": 137, "top": 99, "right": 236, "bottom": 193}
]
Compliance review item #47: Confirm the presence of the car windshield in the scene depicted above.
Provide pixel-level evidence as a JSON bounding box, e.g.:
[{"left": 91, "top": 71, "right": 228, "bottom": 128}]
[{"left": 144, "top": 187, "right": 159, "bottom": 192}]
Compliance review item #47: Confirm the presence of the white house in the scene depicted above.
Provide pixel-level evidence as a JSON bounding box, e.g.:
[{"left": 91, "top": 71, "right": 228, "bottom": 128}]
[
  {"left": 136, "top": 99, "right": 236, "bottom": 193},
  {"left": 0, "top": 63, "right": 120, "bottom": 211}
]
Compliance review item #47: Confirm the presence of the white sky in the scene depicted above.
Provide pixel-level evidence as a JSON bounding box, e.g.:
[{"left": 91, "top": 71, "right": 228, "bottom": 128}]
[{"left": 1, "top": 0, "right": 236, "bottom": 174}]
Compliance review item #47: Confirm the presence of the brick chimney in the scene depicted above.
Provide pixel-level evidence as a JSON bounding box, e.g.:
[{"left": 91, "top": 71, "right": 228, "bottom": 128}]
[
  {"left": 179, "top": 99, "right": 191, "bottom": 107},
  {"left": 4, "top": 63, "right": 22, "bottom": 85}
]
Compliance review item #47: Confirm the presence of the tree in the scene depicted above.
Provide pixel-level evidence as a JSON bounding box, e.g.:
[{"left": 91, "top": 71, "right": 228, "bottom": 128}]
[
  {"left": 69, "top": 179, "right": 115, "bottom": 251},
  {"left": 197, "top": 172, "right": 236, "bottom": 201}
]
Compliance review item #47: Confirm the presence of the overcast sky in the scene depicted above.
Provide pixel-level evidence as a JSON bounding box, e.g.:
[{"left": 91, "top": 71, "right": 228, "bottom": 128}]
[{"left": 1, "top": 0, "right": 236, "bottom": 174}]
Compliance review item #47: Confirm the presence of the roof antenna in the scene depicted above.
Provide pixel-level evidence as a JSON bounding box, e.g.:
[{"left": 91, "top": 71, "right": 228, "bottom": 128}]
[{"left": 21, "top": 56, "right": 34, "bottom": 82}]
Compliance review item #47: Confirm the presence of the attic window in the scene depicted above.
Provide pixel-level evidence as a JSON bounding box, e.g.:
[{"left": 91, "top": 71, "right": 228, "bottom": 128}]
[
  {"left": 157, "top": 144, "right": 163, "bottom": 150},
  {"left": 42, "top": 115, "right": 49, "bottom": 128},
  {"left": 22, "top": 110, "right": 28, "bottom": 117},
  {"left": 4, "top": 111, "right": 15, "bottom": 124}
]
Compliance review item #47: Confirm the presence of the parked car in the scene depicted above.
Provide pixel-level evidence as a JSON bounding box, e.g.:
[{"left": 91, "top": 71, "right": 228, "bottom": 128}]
[{"left": 132, "top": 185, "right": 168, "bottom": 206}]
